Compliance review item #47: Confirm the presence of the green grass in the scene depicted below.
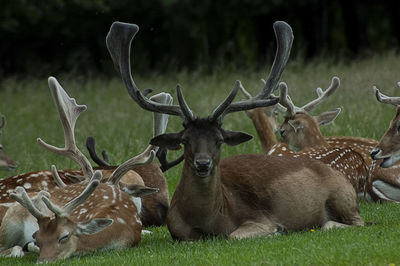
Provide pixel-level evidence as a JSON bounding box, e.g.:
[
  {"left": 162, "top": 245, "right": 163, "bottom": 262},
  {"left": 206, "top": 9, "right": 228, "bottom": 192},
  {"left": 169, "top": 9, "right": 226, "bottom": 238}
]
[{"left": 1, "top": 52, "right": 400, "bottom": 265}]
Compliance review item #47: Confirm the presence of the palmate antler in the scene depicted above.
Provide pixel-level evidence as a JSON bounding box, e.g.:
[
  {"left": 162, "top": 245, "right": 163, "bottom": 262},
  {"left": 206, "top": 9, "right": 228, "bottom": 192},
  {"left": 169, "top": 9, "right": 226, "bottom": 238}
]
[
  {"left": 37, "top": 77, "right": 94, "bottom": 179},
  {"left": 106, "top": 21, "right": 292, "bottom": 123},
  {"left": 10, "top": 171, "right": 102, "bottom": 220},
  {"left": 373, "top": 82, "right": 400, "bottom": 105}
]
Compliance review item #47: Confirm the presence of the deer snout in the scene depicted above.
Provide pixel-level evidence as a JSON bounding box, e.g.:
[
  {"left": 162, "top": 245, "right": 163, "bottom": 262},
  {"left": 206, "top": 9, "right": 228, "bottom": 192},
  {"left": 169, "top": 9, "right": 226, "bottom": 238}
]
[
  {"left": 195, "top": 159, "right": 211, "bottom": 168},
  {"left": 194, "top": 156, "right": 213, "bottom": 177}
]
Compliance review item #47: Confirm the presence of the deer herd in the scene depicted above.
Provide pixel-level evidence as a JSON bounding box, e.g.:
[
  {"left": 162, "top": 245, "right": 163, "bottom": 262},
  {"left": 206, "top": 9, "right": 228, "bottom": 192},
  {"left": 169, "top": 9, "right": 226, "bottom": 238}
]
[{"left": 0, "top": 20, "right": 399, "bottom": 262}]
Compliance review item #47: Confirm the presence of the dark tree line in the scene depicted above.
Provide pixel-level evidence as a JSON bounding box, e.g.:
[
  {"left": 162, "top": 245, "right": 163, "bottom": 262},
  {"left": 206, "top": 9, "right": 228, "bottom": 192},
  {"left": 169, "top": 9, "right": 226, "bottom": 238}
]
[{"left": 0, "top": 0, "right": 398, "bottom": 76}]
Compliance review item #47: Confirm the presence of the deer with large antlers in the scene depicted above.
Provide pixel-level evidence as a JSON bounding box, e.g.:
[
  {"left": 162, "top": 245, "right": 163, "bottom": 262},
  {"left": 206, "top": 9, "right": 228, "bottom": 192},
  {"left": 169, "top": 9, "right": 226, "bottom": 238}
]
[
  {"left": 0, "top": 77, "right": 170, "bottom": 226},
  {"left": 240, "top": 78, "right": 400, "bottom": 202},
  {"left": 107, "top": 21, "right": 364, "bottom": 240},
  {"left": 0, "top": 115, "right": 17, "bottom": 170},
  {"left": 0, "top": 77, "right": 160, "bottom": 261}
]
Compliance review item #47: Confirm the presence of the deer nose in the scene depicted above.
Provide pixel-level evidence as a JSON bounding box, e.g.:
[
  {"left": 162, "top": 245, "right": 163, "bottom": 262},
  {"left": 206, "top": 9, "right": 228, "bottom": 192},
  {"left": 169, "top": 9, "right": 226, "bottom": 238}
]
[
  {"left": 195, "top": 159, "right": 211, "bottom": 168},
  {"left": 370, "top": 149, "right": 381, "bottom": 159}
]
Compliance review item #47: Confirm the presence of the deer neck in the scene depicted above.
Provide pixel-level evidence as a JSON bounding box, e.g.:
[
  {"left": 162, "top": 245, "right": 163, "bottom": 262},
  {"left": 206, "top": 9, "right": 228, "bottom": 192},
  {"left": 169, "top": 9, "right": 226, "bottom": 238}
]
[
  {"left": 174, "top": 161, "right": 226, "bottom": 226},
  {"left": 251, "top": 108, "right": 278, "bottom": 153}
]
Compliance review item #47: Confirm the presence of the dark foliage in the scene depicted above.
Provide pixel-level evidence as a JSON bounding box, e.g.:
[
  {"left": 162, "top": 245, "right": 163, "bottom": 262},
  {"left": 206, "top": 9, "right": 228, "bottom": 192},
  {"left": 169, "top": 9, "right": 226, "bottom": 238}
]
[{"left": 0, "top": 0, "right": 398, "bottom": 76}]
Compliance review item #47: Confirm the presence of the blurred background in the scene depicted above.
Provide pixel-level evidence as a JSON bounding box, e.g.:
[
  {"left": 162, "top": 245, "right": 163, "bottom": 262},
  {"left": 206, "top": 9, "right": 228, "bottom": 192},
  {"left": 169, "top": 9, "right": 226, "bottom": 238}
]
[{"left": 1, "top": 0, "right": 399, "bottom": 77}]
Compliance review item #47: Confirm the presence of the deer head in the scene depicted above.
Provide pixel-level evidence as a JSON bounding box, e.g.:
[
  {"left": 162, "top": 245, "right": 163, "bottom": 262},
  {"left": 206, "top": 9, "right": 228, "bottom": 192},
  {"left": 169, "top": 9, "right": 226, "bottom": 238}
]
[
  {"left": 0, "top": 115, "right": 17, "bottom": 170},
  {"left": 106, "top": 20, "right": 292, "bottom": 178},
  {"left": 371, "top": 83, "right": 400, "bottom": 167},
  {"left": 9, "top": 171, "right": 112, "bottom": 262},
  {"left": 278, "top": 78, "right": 341, "bottom": 150}
]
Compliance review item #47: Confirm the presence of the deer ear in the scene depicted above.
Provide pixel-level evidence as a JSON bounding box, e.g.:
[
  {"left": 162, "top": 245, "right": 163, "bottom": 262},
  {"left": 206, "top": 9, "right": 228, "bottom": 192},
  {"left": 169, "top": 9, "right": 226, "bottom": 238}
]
[
  {"left": 221, "top": 129, "right": 253, "bottom": 146},
  {"left": 77, "top": 218, "right": 113, "bottom": 235},
  {"left": 315, "top": 108, "right": 341, "bottom": 126},
  {"left": 150, "top": 132, "right": 182, "bottom": 150},
  {"left": 121, "top": 184, "right": 159, "bottom": 197}
]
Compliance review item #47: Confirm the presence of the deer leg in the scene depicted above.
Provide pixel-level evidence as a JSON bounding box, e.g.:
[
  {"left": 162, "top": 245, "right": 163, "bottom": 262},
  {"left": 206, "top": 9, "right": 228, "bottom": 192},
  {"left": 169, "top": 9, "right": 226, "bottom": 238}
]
[
  {"left": 229, "top": 220, "right": 279, "bottom": 239},
  {"left": 326, "top": 188, "right": 364, "bottom": 227},
  {"left": 321, "top": 221, "right": 350, "bottom": 230}
]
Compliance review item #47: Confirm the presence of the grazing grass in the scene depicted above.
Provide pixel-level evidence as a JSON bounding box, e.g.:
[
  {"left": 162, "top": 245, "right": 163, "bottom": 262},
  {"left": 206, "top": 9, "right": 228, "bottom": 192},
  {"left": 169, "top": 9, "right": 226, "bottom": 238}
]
[{"left": 1, "top": 51, "right": 400, "bottom": 265}]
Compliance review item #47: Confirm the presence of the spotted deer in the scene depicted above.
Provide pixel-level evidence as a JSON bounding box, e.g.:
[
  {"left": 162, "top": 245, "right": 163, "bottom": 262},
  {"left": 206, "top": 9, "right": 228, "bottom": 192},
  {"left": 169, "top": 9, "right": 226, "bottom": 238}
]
[
  {"left": 107, "top": 20, "right": 364, "bottom": 240},
  {"left": 240, "top": 78, "right": 369, "bottom": 197},
  {"left": 0, "top": 115, "right": 17, "bottom": 170},
  {"left": 0, "top": 145, "right": 157, "bottom": 262},
  {"left": 370, "top": 83, "right": 400, "bottom": 166},
  {"left": 0, "top": 77, "right": 170, "bottom": 226}
]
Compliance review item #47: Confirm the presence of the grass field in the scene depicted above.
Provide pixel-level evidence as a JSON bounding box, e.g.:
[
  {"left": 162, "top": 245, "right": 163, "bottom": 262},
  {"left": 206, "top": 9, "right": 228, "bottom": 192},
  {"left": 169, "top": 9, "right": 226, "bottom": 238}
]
[{"left": 1, "top": 52, "right": 400, "bottom": 265}]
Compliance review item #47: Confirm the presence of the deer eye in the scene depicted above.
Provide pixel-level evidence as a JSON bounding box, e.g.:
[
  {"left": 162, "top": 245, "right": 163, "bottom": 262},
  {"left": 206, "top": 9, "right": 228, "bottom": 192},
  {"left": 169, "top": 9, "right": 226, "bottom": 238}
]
[{"left": 59, "top": 232, "right": 71, "bottom": 244}]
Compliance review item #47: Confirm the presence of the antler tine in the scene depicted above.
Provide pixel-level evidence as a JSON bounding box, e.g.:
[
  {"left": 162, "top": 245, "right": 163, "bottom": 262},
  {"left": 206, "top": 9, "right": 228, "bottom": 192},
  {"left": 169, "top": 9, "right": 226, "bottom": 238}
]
[
  {"left": 10, "top": 187, "right": 49, "bottom": 220},
  {"left": 373, "top": 85, "right": 400, "bottom": 106},
  {"left": 0, "top": 115, "right": 5, "bottom": 130},
  {"left": 302, "top": 76, "right": 340, "bottom": 112},
  {"left": 107, "top": 146, "right": 156, "bottom": 186},
  {"left": 157, "top": 148, "right": 184, "bottom": 172},
  {"left": 210, "top": 80, "right": 241, "bottom": 121},
  {"left": 176, "top": 85, "right": 196, "bottom": 122},
  {"left": 219, "top": 21, "right": 293, "bottom": 118},
  {"left": 50, "top": 165, "right": 67, "bottom": 188},
  {"left": 279, "top": 82, "right": 296, "bottom": 117},
  {"left": 37, "top": 77, "right": 94, "bottom": 179},
  {"left": 106, "top": 21, "right": 184, "bottom": 118},
  {"left": 239, "top": 83, "right": 253, "bottom": 100},
  {"left": 86, "top": 137, "right": 110, "bottom": 166},
  {"left": 43, "top": 170, "right": 103, "bottom": 217}
]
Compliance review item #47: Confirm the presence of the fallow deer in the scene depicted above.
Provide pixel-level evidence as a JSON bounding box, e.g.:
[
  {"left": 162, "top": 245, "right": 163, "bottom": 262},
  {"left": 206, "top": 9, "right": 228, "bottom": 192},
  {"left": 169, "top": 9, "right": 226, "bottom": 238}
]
[
  {"left": 241, "top": 78, "right": 400, "bottom": 202},
  {"left": 0, "top": 77, "right": 170, "bottom": 226},
  {"left": 371, "top": 83, "right": 400, "bottom": 167},
  {"left": 0, "top": 115, "right": 17, "bottom": 170},
  {"left": 107, "top": 20, "right": 364, "bottom": 240},
  {"left": 0, "top": 145, "right": 156, "bottom": 262}
]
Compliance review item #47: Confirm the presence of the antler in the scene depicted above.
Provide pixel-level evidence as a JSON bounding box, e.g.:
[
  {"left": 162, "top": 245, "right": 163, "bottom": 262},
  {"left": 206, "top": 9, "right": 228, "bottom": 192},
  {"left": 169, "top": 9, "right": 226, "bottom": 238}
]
[
  {"left": 41, "top": 170, "right": 103, "bottom": 218},
  {"left": 37, "top": 77, "right": 94, "bottom": 179},
  {"left": 279, "top": 82, "right": 296, "bottom": 117},
  {"left": 107, "top": 21, "right": 291, "bottom": 123},
  {"left": 10, "top": 187, "right": 50, "bottom": 220},
  {"left": 106, "top": 146, "right": 155, "bottom": 186},
  {"left": 373, "top": 82, "right": 400, "bottom": 106},
  {"left": 302, "top": 76, "right": 340, "bottom": 112},
  {"left": 279, "top": 77, "right": 340, "bottom": 117},
  {"left": 209, "top": 21, "right": 293, "bottom": 121},
  {"left": 106, "top": 22, "right": 185, "bottom": 118},
  {"left": 50, "top": 165, "right": 67, "bottom": 188},
  {"left": 86, "top": 137, "right": 110, "bottom": 166}
]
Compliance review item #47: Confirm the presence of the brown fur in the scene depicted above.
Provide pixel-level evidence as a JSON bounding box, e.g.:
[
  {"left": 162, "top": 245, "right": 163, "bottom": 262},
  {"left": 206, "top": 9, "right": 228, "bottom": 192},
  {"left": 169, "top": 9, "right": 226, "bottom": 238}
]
[
  {"left": 26, "top": 183, "right": 140, "bottom": 262},
  {"left": 167, "top": 154, "right": 363, "bottom": 240},
  {"left": 0, "top": 163, "right": 169, "bottom": 226}
]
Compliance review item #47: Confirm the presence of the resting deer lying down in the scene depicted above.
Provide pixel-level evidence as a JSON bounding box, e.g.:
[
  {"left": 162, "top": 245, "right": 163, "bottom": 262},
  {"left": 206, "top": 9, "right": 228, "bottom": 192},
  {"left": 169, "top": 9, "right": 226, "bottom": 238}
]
[
  {"left": 0, "top": 77, "right": 170, "bottom": 226},
  {"left": 107, "top": 20, "right": 364, "bottom": 240},
  {"left": 0, "top": 115, "right": 17, "bottom": 170},
  {"left": 0, "top": 147, "right": 156, "bottom": 262},
  {"left": 240, "top": 77, "right": 400, "bottom": 202}
]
